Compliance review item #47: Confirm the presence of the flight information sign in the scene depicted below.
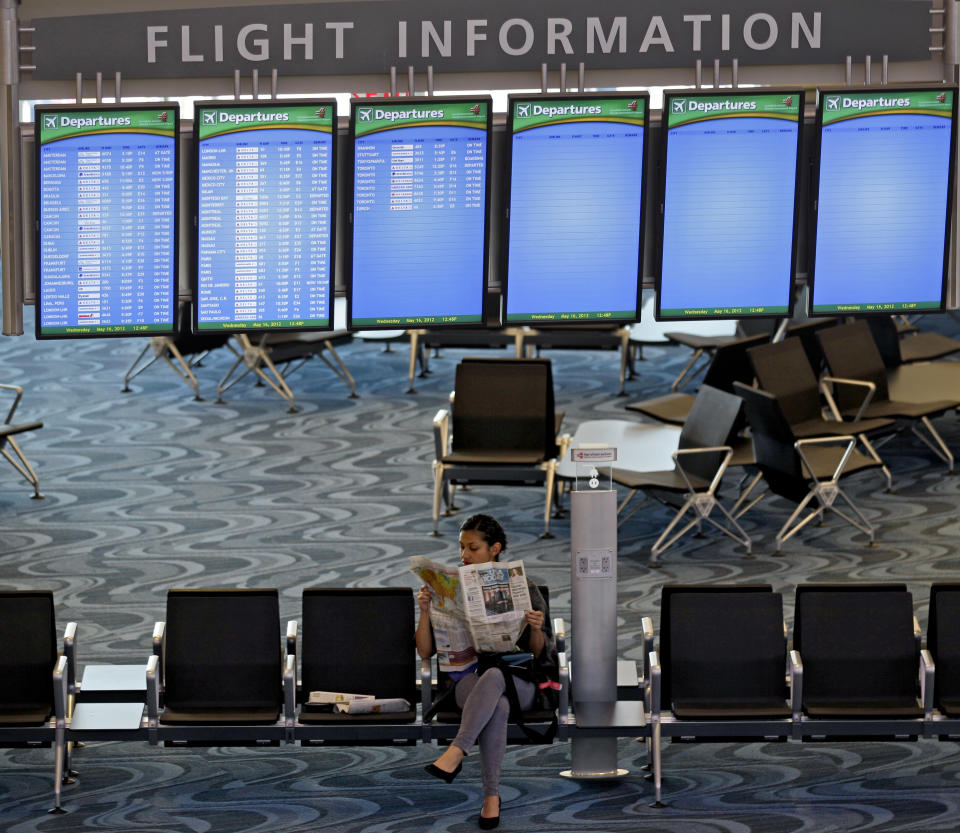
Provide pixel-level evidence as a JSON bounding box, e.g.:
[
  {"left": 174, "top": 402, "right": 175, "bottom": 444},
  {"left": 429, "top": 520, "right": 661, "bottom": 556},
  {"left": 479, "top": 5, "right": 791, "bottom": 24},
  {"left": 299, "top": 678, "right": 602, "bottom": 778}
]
[
  {"left": 349, "top": 98, "right": 491, "bottom": 328},
  {"left": 658, "top": 91, "right": 803, "bottom": 320},
  {"left": 810, "top": 88, "right": 957, "bottom": 315},
  {"left": 35, "top": 105, "right": 178, "bottom": 338},
  {"left": 194, "top": 100, "right": 336, "bottom": 332},
  {"left": 504, "top": 95, "right": 648, "bottom": 324}
]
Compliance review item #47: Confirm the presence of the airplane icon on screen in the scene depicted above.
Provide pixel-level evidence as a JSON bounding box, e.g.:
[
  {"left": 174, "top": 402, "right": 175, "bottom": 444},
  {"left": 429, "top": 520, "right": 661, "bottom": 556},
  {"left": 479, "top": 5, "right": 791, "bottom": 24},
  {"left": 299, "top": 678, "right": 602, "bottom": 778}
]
[
  {"left": 672, "top": 99, "right": 685, "bottom": 114},
  {"left": 826, "top": 97, "right": 840, "bottom": 111},
  {"left": 202, "top": 112, "right": 216, "bottom": 125},
  {"left": 517, "top": 103, "right": 530, "bottom": 118},
  {"left": 359, "top": 109, "right": 372, "bottom": 121},
  {"left": 43, "top": 115, "right": 57, "bottom": 129}
]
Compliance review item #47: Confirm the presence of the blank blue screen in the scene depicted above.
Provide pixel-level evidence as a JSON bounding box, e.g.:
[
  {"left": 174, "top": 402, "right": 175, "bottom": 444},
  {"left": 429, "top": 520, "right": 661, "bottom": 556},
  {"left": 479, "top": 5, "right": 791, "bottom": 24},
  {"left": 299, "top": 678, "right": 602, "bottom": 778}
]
[
  {"left": 813, "top": 113, "right": 952, "bottom": 311},
  {"left": 506, "top": 122, "right": 644, "bottom": 322},
  {"left": 660, "top": 117, "right": 799, "bottom": 317}
]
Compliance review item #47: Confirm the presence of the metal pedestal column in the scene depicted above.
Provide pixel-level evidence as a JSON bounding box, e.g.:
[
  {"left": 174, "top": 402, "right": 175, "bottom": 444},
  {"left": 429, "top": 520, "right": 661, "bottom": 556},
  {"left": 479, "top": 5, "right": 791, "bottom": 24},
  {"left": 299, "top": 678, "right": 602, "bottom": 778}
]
[{"left": 561, "top": 487, "right": 627, "bottom": 778}]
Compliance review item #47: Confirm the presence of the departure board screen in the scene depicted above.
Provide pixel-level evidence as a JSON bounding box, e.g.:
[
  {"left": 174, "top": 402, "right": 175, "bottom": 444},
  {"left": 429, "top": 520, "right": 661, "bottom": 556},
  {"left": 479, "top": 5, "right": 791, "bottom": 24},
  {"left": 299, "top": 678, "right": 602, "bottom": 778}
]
[
  {"left": 658, "top": 91, "right": 803, "bottom": 320},
  {"left": 504, "top": 95, "right": 647, "bottom": 324},
  {"left": 810, "top": 88, "right": 957, "bottom": 315},
  {"left": 194, "top": 101, "right": 336, "bottom": 332},
  {"left": 35, "top": 105, "right": 178, "bottom": 338},
  {"left": 349, "top": 98, "right": 491, "bottom": 328}
]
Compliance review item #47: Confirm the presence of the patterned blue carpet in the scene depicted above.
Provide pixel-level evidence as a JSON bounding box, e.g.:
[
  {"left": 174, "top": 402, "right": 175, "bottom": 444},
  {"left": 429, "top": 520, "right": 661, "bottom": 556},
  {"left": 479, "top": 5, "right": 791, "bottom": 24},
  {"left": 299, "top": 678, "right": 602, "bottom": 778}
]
[{"left": 3, "top": 315, "right": 960, "bottom": 831}]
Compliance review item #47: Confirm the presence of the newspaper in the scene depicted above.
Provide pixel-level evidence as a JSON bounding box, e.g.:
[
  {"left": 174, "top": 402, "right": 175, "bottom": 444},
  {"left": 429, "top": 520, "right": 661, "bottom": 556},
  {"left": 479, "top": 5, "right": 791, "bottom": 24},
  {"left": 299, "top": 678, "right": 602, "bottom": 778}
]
[
  {"left": 410, "top": 555, "right": 533, "bottom": 673},
  {"left": 307, "top": 691, "right": 373, "bottom": 705}
]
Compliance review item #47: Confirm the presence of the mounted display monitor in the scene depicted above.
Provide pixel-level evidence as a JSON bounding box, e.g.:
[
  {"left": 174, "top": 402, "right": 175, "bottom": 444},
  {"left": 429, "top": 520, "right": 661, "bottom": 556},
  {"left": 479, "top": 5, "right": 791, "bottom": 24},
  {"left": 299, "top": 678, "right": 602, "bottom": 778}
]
[
  {"left": 349, "top": 97, "right": 491, "bottom": 328},
  {"left": 658, "top": 90, "right": 804, "bottom": 321},
  {"left": 810, "top": 87, "right": 957, "bottom": 315},
  {"left": 504, "top": 94, "right": 648, "bottom": 325},
  {"left": 35, "top": 104, "right": 178, "bottom": 338},
  {"left": 194, "top": 100, "right": 336, "bottom": 332}
]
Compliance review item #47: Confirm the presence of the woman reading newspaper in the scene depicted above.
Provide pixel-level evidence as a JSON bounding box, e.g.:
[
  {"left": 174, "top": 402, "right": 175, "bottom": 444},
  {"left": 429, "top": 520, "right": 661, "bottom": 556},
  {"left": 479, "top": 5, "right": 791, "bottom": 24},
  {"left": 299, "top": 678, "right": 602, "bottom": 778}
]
[{"left": 416, "top": 514, "right": 558, "bottom": 830}]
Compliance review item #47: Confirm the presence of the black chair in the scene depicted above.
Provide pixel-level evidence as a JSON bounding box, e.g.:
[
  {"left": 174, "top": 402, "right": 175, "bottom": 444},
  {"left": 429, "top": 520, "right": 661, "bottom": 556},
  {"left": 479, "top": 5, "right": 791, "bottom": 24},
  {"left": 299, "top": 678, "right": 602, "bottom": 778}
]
[
  {"left": 782, "top": 317, "right": 839, "bottom": 376},
  {"left": 864, "top": 315, "right": 960, "bottom": 368},
  {"left": 0, "top": 383, "right": 43, "bottom": 499},
  {"left": 792, "top": 586, "right": 928, "bottom": 737},
  {"left": 734, "top": 382, "right": 881, "bottom": 552},
  {"left": 748, "top": 337, "right": 895, "bottom": 490},
  {"left": 432, "top": 358, "right": 564, "bottom": 537},
  {"left": 818, "top": 320, "right": 959, "bottom": 470},
  {"left": 0, "top": 591, "right": 71, "bottom": 812},
  {"left": 925, "top": 584, "right": 960, "bottom": 731},
  {"left": 286, "top": 587, "right": 420, "bottom": 745},
  {"left": 614, "top": 385, "right": 753, "bottom": 561},
  {"left": 625, "top": 333, "right": 769, "bottom": 427},
  {"left": 647, "top": 586, "right": 794, "bottom": 806},
  {"left": 147, "top": 589, "right": 285, "bottom": 745}
]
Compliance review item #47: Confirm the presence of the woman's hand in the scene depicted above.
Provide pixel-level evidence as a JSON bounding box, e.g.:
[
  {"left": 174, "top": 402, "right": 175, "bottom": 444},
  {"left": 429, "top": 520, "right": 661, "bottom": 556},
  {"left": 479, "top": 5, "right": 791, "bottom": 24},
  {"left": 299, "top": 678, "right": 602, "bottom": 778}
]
[
  {"left": 417, "top": 585, "right": 433, "bottom": 613},
  {"left": 524, "top": 609, "right": 545, "bottom": 631}
]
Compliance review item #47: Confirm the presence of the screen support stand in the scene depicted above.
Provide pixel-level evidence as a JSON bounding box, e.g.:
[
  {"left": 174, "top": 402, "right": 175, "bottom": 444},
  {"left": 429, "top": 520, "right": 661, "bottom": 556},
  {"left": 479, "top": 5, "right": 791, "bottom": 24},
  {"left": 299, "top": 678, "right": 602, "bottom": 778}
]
[
  {"left": 122, "top": 338, "right": 203, "bottom": 400},
  {"left": 217, "top": 334, "right": 358, "bottom": 411},
  {"left": 218, "top": 335, "right": 301, "bottom": 412}
]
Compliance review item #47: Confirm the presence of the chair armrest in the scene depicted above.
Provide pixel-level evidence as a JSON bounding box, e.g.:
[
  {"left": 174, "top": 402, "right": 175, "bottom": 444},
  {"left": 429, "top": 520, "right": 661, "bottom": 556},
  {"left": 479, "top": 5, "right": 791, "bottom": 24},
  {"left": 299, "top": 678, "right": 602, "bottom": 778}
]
[
  {"left": 558, "top": 650, "right": 570, "bottom": 725},
  {"left": 795, "top": 434, "right": 857, "bottom": 481},
  {"left": 53, "top": 655, "right": 68, "bottom": 727},
  {"left": 420, "top": 657, "right": 433, "bottom": 721},
  {"left": 146, "top": 654, "right": 160, "bottom": 741},
  {"left": 433, "top": 409, "right": 450, "bottom": 460},
  {"left": 821, "top": 376, "right": 876, "bottom": 422},
  {"left": 152, "top": 621, "right": 165, "bottom": 686},
  {"left": 648, "top": 650, "right": 661, "bottom": 720},
  {"left": 152, "top": 622, "right": 165, "bottom": 655},
  {"left": 62, "top": 622, "right": 78, "bottom": 699},
  {"left": 641, "top": 617, "right": 655, "bottom": 685},
  {"left": 673, "top": 445, "right": 733, "bottom": 493},
  {"left": 921, "top": 649, "right": 935, "bottom": 719},
  {"left": 557, "top": 433, "right": 573, "bottom": 459},
  {"left": 553, "top": 616, "right": 566, "bottom": 654},
  {"left": 0, "top": 382, "right": 24, "bottom": 424},
  {"left": 286, "top": 620, "right": 298, "bottom": 663},
  {"left": 789, "top": 650, "right": 803, "bottom": 721},
  {"left": 283, "top": 654, "right": 297, "bottom": 735}
]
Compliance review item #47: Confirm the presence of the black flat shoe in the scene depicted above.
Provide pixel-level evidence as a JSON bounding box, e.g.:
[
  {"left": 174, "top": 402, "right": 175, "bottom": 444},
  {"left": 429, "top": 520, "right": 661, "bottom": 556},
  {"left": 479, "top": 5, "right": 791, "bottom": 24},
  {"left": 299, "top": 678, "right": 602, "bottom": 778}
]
[
  {"left": 478, "top": 796, "right": 500, "bottom": 829},
  {"left": 424, "top": 761, "right": 462, "bottom": 784}
]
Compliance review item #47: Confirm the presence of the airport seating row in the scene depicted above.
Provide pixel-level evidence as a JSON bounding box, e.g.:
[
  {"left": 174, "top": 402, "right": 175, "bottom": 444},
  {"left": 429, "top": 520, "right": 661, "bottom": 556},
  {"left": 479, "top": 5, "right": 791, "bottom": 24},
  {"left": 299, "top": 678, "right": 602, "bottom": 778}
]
[
  {"left": 9, "top": 582, "right": 960, "bottom": 812},
  {"left": 0, "top": 587, "right": 574, "bottom": 813},
  {"left": 644, "top": 583, "right": 960, "bottom": 805}
]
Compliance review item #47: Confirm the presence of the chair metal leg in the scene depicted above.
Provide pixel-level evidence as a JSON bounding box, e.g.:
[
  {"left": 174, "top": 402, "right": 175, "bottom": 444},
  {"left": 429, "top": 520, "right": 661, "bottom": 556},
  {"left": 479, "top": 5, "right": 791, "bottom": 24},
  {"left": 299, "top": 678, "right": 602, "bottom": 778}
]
[
  {"left": 858, "top": 433, "right": 893, "bottom": 491},
  {"left": 50, "top": 723, "right": 67, "bottom": 814},
  {"left": 540, "top": 461, "right": 556, "bottom": 538},
  {"left": 431, "top": 462, "right": 445, "bottom": 536},
  {"left": 2, "top": 437, "right": 42, "bottom": 498},
  {"left": 774, "top": 489, "right": 821, "bottom": 551},
  {"left": 650, "top": 718, "right": 664, "bottom": 807},
  {"left": 913, "top": 416, "right": 954, "bottom": 471},
  {"left": 669, "top": 348, "right": 707, "bottom": 392}
]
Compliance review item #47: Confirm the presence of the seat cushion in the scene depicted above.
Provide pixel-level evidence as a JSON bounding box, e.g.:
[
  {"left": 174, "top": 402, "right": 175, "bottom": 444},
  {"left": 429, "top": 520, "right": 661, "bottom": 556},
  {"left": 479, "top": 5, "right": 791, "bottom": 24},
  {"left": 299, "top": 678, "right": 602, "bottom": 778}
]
[
  {"left": 843, "top": 398, "right": 957, "bottom": 421},
  {"left": 0, "top": 706, "right": 53, "bottom": 725},
  {"left": 298, "top": 706, "right": 416, "bottom": 724},
  {"left": 938, "top": 697, "right": 960, "bottom": 717},
  {"left": 159, "top": 707, "right": 280, "bottom": 724},
  {"left": 443, "top": 450, "right": 545, "bottom": 465},
  {"left": 672, "top": 699, "right": 791, "bottom": 719},
  {"left": 803, "top": 698, "right": 922, "bottom": 718}
]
